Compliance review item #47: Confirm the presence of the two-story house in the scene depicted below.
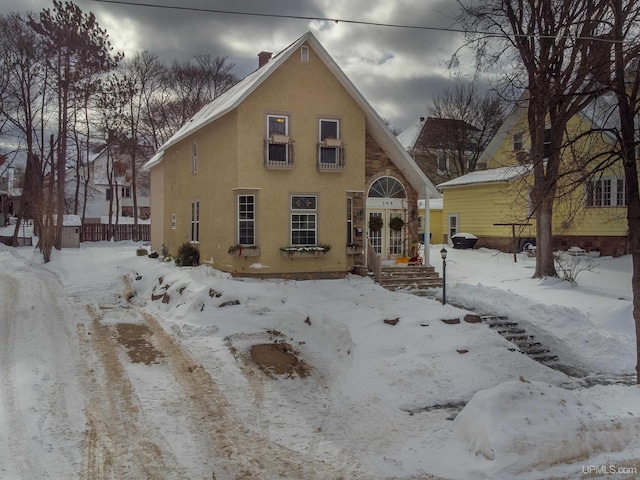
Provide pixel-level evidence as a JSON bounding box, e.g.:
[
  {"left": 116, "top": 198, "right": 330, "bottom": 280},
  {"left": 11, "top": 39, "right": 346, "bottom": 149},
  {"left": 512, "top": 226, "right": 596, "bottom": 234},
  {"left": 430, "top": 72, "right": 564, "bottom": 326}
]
[
  {"left": 437, "top": 92, "right": 631, "bottom": 256},
  {"left": 144, "top": 32, "right": 440, "bottom": 278},
  {"left": 68, "top": 145, "right": 151, "bottom": 224}
]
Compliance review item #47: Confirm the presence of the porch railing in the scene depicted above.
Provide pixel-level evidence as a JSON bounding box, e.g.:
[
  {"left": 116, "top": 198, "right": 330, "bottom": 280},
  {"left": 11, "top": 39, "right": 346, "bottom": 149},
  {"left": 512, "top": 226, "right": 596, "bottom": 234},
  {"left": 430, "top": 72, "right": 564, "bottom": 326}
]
[{"left": 366, "top": 238, "right": 382, "bottom": 283}]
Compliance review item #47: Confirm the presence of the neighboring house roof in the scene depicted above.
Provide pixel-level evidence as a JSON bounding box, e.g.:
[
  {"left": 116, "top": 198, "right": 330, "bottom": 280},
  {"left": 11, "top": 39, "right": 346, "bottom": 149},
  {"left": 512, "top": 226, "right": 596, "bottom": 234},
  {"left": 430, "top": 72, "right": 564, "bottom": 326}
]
[
  {"left": 398, "top": 117, "right": 479, "bottom": 152},
  {"left": 397, "top": 121, "right": 423, "bottom": 150},
  {"left": 144, "top": 32, "right": 440, "bottom": 199},
  {"left": 437, "top": 164, "right": 531, "bottom": 188}
]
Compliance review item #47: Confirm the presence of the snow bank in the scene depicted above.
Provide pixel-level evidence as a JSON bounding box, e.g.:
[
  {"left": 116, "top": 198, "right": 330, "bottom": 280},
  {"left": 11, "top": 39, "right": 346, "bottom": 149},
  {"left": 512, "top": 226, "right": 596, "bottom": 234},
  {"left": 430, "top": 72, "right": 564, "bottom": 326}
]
[{"left": 453, "top": 379, "right": 640, "bottom": 476}]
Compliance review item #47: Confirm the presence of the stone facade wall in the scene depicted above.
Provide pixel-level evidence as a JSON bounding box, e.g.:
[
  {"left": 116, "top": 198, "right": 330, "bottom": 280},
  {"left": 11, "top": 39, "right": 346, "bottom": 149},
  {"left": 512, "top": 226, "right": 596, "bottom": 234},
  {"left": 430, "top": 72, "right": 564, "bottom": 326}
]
[{"left": 365, "top": 132, "right": 420, "bottom": 244}]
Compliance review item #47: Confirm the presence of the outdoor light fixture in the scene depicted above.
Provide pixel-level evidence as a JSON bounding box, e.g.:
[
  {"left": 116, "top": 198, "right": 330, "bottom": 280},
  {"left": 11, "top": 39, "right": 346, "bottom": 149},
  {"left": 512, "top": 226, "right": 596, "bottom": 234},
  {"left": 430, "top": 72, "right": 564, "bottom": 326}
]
[{"left": 440, "top": 247, "right": 447, "bottom": 305}]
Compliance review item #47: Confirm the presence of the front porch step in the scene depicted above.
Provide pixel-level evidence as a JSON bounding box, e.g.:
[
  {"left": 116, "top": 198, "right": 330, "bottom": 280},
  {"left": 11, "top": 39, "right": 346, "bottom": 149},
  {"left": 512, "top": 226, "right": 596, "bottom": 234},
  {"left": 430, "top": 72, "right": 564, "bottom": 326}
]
[{"left": 378, "top": 265, "right": 443, "bottom": 291}]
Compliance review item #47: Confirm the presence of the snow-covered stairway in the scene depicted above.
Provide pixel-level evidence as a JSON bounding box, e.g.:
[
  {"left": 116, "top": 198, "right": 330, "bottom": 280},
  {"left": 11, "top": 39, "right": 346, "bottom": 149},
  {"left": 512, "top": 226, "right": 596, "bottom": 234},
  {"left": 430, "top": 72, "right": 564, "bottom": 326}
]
[
  {"left": 482, "top": 315, "right": 559, "bottom": 364},
  {"left": 378, "top": 265, "right": 443, "bottom": 292}
]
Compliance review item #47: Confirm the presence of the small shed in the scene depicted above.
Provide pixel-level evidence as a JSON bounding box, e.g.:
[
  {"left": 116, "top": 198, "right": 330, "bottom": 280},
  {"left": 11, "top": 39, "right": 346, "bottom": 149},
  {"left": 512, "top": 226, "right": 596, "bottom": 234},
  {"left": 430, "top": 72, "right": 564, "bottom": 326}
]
[{"left": 60, "top": 214, "right": 81, "bottom": 248}]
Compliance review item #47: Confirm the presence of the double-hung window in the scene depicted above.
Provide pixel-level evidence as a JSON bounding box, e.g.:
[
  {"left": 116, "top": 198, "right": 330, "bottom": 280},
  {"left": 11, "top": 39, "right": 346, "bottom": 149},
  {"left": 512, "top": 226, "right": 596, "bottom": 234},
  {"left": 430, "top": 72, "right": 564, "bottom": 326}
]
[
  {"left": 513, "top": 132, "right": 524, "bottom": 151},
  {"left": 543, "top": 127, "right": 552, "bottom": 159},
  {"left": 237, "top": 195, "right": 255, "bottom": 246},
  {"left": 121, "top": 186, "right": 131, "bottom": 198},
  {"left": 267, "top": 115, "right": 289, "bottom": 164},
  {"left": 290, "top": 195, "right": 317, "bottom": 245},
  {"left": 190, "top": 200, "right": 200, "bottom": 243},
  {"left": 346, "top": 197, "right": 353, "bottom": 244}
]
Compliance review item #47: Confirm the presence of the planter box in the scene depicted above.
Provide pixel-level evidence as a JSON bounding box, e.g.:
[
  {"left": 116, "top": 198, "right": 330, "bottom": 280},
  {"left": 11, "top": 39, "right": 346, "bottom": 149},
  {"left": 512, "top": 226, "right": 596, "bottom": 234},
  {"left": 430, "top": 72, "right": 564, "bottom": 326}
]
[
  {"left": 271, "top": 134, "right": 289, "bottom": 144},
  {"left": 346, "top": 246, "right": 363, "bottom": 255},
  {"left": 280, "top": 249, "right": 327, "bottom": 259},
  {"left": 228, "top": 246, "right": 261, "bottom": 257},
  {"left": 324, "top": 137, "right": 342, "bottom": 147}
]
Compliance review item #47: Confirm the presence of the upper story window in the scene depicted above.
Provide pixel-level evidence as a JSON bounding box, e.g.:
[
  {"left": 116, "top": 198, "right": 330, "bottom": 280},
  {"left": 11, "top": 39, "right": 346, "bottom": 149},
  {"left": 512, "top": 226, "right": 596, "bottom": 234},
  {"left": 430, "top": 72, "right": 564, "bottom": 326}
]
[
  {"left": 121, "top": 186, "right": 131, "bottom": 198},
  {"left": 318, "top": 118, "right": 344, "bottom": 170},
  {"left": 192, "top": 142, "right": 197, "bottom": 174},
  {"left": 266, "top": 114, "right": 292, "bottom": 167},
  {"left": 513, "top": 132, "right": 524, "bottom": 151},
  {"left": 437, "top": 151, "right": 448, "bottom": 174},
  {"left": 301, "top": 46, "right": 309, "bottom": 62},
  {"left": 543, "top": 127, "right": 552, "bottom": 159}
]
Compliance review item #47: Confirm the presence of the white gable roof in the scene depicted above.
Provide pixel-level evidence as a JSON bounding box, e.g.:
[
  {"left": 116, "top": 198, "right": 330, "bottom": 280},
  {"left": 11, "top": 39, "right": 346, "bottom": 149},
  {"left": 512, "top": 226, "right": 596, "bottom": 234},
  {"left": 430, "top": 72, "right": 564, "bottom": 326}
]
[
  {"left": 438, "top": 165, "right": 531, "bottom": 188},
  {"left": 143, "top": 32, "right": 439, "bottom": 199}
]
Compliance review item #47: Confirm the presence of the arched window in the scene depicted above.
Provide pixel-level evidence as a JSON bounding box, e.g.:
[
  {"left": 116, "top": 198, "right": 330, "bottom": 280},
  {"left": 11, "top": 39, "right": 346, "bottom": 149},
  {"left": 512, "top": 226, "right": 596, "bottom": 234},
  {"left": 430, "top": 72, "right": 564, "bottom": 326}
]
[{"left": 368, "top": 176, "right": 406, "bottom": 198}]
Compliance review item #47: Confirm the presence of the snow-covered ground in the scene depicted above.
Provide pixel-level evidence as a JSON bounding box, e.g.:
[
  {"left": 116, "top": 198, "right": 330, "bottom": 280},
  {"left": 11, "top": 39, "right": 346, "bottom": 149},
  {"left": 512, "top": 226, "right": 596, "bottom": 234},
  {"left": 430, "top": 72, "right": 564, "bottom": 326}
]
[{"left": 0, "top": 241, "right": 639, "bottom": 479}]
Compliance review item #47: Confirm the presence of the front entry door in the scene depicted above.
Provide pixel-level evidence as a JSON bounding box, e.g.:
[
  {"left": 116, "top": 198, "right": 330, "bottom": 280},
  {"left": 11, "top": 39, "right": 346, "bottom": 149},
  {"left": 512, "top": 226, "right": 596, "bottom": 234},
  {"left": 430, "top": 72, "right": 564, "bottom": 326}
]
[{"left": 369, "top": 209, "right": 405, "bottom": 260}]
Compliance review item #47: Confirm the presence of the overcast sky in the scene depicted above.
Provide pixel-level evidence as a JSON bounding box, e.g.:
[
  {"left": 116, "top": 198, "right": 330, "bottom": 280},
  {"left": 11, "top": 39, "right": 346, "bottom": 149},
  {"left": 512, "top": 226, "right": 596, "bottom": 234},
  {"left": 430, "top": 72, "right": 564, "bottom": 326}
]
[{"left": 2, "top": 0, "right": 478, "bottom": 133}]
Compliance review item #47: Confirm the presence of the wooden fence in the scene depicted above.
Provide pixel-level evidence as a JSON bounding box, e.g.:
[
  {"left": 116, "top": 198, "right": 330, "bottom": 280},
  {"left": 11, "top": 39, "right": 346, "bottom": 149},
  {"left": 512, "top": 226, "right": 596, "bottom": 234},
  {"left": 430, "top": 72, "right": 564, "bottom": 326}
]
[{"left": 81, "top": 223, "right": 150, "bottom": 242}]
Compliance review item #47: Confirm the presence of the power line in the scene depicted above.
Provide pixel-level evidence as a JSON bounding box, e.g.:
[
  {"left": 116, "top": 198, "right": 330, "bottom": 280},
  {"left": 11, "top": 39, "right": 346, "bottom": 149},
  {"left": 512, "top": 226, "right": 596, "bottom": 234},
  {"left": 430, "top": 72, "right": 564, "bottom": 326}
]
[
  {"left": 87, "top": 0, "right": 622, "bottom": 44},
  {"left": 88, "top": 0, "right": 467, "bottom": 34}
]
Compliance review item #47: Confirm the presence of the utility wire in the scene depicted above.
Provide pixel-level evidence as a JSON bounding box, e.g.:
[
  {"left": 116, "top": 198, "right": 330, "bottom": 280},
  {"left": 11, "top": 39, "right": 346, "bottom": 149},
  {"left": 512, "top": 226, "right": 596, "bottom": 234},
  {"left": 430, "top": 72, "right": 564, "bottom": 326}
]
[
  {"left": 87, "top": 0, "right": 476, "bottom": 35},
  {"left": 88, "top": 0, "right": 621, "bottom": 44}
]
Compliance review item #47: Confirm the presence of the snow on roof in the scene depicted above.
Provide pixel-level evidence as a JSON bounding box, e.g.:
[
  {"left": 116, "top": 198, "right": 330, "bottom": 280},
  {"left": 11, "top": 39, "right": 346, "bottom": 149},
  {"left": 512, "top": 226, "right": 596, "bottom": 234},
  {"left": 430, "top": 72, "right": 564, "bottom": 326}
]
[
  {"left": 143, "top": 34, "right": 303, "bottom": 170},
  {"left": 143, "top": 32, "right": 440, "bottom": 199},
  {"left": 438, "top": 164, "right": 532, "bottom": 188},
  {"left": 397, "top": 121, "right": 423, "bottom": 150}
]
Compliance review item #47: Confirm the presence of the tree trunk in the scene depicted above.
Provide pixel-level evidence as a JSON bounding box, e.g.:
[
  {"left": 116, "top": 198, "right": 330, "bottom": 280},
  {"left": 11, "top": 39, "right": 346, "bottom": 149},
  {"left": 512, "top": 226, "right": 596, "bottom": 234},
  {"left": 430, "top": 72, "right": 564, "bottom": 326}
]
[{"left": 534, "top": 196, "right": 557, "bottom": 277}]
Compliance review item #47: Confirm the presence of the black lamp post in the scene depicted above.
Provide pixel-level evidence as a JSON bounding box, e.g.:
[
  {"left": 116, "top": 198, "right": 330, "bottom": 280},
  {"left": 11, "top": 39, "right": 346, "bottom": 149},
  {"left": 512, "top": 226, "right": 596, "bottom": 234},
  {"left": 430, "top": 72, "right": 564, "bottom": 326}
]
[{"left": 440, "top": 247, "right": 448, "bottom": 305}]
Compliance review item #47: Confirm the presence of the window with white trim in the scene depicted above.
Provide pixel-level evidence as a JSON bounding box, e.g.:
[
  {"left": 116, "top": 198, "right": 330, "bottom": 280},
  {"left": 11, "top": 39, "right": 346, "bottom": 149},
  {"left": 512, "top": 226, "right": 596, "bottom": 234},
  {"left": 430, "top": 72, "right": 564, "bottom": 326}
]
[
  {"left": 267, "top": 114, "right": 289, "bottom": 163},
  {"left": 121, "top": 186, "right": 131, "bottom": 198},
  {"left": 586, "top": 176, "right": 626, "bottom": 207},
  {"left": 513, "top": 132, "right": 524, "bottom": 150},
  {"left": 190, "top": 200, "right": 200, "bottom": 243},
  {"left": 319, "top": 119, "right": 340, "bottom": 165},
  {"left": 346, "top": 196, "right": 353, "bottom": 244},
  {"left": 290, "top": 195, "right": 317, "bottom": 245},
  {"left": 237, "top": 195, "right": 255, "bottom": 246},
  {"left": 543, "top": 127, "right": 551, "bottom": 159},
  {"left": 192, "top": 142, "right": 197, "bottom": 174}
]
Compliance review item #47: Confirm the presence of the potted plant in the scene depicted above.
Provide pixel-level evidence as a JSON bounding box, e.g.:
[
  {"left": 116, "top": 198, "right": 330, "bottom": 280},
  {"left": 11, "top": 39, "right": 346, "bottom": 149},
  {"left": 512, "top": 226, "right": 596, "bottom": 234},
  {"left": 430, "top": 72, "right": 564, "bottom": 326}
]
[
  {"left": 346, "top": 243, "right": 362, "bottom": 255},
  {"left": 389, "top": 217, "right": 404, "bottom": 231},
  {"left": 280, "top": 244, "right": 331, "bottom": 259},
  {"left": 369, "top": 216, "right": 383, "bottom": 232}
]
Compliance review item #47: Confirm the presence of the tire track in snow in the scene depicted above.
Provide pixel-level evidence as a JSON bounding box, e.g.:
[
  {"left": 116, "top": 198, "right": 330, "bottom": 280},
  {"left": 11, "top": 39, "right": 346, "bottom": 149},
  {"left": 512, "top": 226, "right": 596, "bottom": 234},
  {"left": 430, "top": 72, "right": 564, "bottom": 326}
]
[
  {"left": 140, "top": 310, "right": 396, "bottom": 480},
  {"left": 80, "top": 306, "right": 190, "bottom": 479},
  {"left": 0, "top": 273, "right": 50, "bottom": 479}
]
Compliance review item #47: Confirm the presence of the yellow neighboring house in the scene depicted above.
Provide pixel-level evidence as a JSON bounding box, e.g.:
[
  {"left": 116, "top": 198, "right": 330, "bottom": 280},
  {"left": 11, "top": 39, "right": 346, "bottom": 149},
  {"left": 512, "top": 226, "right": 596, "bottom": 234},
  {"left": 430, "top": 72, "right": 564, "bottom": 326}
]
[
  {"left": 144, "top": 32, "right": 440, "bottom": 278},
  {"left": 438, "top": 93, "right": 630, "bottom": 256}
]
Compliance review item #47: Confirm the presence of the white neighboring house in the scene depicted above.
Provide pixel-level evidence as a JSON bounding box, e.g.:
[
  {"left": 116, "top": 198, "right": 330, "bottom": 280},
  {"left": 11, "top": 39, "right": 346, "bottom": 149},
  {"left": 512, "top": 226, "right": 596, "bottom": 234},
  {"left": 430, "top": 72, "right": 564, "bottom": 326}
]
[{"left": 66, "top": 146, "right": 151, "bottom": 224}]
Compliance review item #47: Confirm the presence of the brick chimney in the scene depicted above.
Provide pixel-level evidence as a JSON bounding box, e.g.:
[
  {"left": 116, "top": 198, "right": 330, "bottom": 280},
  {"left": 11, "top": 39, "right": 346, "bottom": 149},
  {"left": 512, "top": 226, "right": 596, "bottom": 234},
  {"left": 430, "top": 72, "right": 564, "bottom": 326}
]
[{"left": 258, "top": 51, "right": 273, "bottom": 68}]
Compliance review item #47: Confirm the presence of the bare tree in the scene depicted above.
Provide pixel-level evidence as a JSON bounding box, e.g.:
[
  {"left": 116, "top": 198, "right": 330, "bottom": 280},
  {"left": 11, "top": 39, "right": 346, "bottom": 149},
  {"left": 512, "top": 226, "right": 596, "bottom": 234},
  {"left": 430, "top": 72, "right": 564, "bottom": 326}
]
[
  {"left": 459, "top": 0, "right": 611, "bottom": 277},
  {"left": 29, "top": 0, "right": 119, "bottom": 251},
  {"left": 423, "top": 80, "right": 505, "bottom": 178},
  {"left": 607, "top": 0, "right": 640, "bottom": 383}
]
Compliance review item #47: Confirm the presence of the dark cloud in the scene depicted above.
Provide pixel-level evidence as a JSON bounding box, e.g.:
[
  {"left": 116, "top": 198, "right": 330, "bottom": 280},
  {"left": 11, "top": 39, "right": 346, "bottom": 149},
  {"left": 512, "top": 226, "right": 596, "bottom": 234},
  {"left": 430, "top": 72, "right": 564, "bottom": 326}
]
[{"left": 1, "top": 0, "right": 476, "bottom": 132}]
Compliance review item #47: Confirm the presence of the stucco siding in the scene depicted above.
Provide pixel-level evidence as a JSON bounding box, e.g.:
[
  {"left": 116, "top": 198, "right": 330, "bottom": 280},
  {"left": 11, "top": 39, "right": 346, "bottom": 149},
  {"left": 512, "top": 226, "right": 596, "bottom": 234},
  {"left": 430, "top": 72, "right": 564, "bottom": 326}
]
[{"left": 149, "top": 163, "right": 164, "bottom": 253}]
